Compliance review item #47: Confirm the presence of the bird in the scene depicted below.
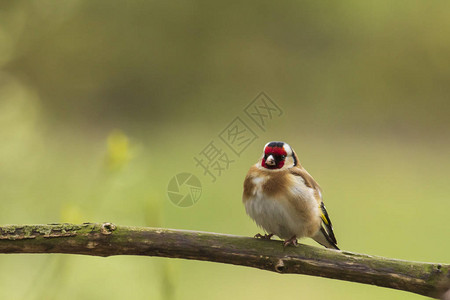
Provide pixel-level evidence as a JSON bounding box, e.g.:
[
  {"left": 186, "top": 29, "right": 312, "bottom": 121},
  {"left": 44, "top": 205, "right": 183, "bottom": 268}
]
[{"left": 242, "top": 141, "right": 339, "bottom": 249}]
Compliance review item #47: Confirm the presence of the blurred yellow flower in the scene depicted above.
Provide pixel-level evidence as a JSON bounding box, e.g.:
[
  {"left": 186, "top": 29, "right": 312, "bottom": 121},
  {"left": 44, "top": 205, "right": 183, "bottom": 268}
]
[
  {"left": 106, "top": 129, "right": 132, "bottom": 171},
  {"left": 60, "top": 203, "right": 83, "bottom": 224}
]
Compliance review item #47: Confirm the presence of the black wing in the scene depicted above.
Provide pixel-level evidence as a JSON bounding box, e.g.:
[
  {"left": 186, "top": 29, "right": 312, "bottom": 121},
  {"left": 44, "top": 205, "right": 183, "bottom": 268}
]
[{"left": 320, "top": 202, "right": 338, "bottom": 247}]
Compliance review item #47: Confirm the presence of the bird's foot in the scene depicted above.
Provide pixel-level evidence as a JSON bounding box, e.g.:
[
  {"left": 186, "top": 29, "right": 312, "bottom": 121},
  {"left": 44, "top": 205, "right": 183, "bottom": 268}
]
[
  {"left": 283, "top": 236, "right": 298, "bottom": 247},
  {"left": 254, "top": 233, "right": 274, "bottom": 240}
]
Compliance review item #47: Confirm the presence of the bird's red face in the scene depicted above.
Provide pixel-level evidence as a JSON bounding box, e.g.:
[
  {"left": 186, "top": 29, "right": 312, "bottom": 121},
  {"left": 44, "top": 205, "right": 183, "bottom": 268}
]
[{"left": 261, "top": 143, "right": 287, "bottom": 170}]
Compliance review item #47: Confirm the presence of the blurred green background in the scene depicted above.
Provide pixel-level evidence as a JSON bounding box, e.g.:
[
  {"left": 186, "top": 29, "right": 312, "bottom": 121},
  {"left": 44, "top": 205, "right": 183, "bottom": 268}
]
[{"left": 1, "top": 1, "right": 449, "bottom": 299}]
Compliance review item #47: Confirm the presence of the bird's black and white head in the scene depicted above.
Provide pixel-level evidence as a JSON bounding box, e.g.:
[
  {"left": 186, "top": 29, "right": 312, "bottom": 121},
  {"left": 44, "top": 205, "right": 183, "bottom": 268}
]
[{"left": 260, "top": 141, "right": 298, "bottom": 171}]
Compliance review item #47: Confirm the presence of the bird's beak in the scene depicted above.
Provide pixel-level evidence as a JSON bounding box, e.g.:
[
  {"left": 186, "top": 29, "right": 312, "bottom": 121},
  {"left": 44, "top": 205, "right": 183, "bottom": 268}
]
[{"left": 265, "top": 155, "right": 276, "bottom": 166}]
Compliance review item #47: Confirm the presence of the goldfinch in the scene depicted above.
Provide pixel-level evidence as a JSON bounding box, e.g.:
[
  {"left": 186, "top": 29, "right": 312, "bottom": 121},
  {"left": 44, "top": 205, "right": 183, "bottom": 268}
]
[{"left": 242, "top": 141, "right": 339, "bottom": 249}]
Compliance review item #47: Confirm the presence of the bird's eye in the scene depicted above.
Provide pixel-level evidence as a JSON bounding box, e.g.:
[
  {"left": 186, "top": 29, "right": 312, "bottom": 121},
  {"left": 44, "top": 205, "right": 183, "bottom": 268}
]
[{"left": 281, "top": 155, "right": 286, "bottom": 160}]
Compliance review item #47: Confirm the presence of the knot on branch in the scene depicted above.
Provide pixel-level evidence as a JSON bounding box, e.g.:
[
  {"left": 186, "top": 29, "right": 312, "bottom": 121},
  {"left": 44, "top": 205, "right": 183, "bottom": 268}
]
[
  {"left": 100, "top": 223, "right": 116, "bottom": 235},
  {"left": 275, "top": 259, "right": 285, "bottom": 273}
]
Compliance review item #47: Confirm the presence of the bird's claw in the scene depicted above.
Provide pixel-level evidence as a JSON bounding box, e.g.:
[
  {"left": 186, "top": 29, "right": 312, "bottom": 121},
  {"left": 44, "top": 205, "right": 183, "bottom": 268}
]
[
  {"left": 283, "top": 236, "right": 298, "bottom": 247},
  {"left": 254, "top": 233, "right": 274, "bottom": 240}
]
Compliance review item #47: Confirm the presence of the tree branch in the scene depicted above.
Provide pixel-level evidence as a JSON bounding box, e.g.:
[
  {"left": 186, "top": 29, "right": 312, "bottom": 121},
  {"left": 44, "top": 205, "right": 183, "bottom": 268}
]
[{"left": 0, "top": 223, "right": 448, "bottom": 299}]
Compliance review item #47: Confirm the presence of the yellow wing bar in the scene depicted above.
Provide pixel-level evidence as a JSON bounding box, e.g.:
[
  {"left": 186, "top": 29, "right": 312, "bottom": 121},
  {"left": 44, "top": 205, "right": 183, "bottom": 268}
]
[{"left": 320, "top": 212, "right": 329, "bottom": 225}]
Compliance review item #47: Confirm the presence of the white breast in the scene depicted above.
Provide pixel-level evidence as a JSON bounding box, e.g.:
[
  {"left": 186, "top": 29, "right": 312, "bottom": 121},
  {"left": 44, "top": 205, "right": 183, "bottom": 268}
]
[{"left": 245, "top": 175, "right": 319, "bottom": 239}]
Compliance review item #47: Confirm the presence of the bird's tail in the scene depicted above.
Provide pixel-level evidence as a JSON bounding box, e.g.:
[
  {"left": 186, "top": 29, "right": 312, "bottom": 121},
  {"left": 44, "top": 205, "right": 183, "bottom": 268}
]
[{"left": 313, "top": 227, "right": 340, "bottom": 250}]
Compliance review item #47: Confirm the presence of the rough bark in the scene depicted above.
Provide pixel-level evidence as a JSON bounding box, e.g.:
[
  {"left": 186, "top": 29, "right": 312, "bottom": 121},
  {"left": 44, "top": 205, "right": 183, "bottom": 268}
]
[{"left": 0, "top": 223, "right": 449, "bottom": 299}]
